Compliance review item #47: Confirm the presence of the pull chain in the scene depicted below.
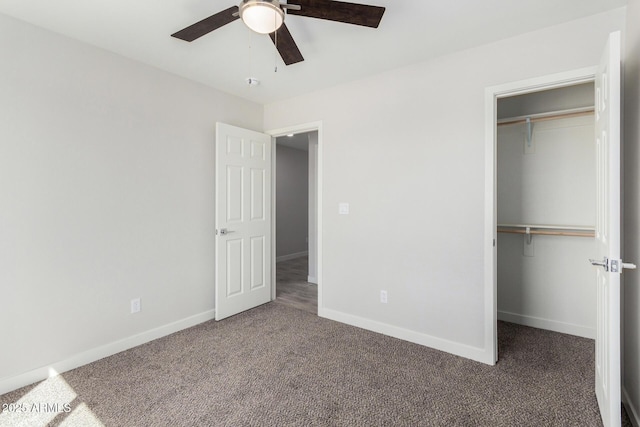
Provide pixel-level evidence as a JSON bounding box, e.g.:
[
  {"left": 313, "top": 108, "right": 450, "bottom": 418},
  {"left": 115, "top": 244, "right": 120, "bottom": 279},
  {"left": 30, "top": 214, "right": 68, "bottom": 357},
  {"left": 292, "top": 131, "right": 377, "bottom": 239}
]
[
  {"left": 248, "top": 30, "right": 253, "bottom": 79},
  {"left": 274, "top": 13, "right": 278, "bottom": 73}
]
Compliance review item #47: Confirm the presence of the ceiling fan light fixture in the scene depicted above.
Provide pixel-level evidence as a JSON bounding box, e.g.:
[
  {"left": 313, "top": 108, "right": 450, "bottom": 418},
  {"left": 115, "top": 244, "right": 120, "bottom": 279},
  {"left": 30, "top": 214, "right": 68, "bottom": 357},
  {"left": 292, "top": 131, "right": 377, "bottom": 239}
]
[{"left": 239, "top": 0, "right": 284, "bottom": 35}]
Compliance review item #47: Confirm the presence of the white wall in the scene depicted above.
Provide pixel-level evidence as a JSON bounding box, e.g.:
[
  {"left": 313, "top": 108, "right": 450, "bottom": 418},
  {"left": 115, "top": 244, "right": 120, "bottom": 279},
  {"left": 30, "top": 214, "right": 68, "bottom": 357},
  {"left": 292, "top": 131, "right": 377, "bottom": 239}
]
[
  {"left": 276, "top": 144, "right": 309, "bottom": 260},
  {"left": 623, "top": 0, "right": 640, "bottom": 423},
  {"left": 0, "top": 14, "right": 263, "bottom": 392},
  {"left": 497, "top": 115, "right": 596, "bottom": 338},
  {"left": 264, "top": 8, "right": 626, "bottom": 362}
]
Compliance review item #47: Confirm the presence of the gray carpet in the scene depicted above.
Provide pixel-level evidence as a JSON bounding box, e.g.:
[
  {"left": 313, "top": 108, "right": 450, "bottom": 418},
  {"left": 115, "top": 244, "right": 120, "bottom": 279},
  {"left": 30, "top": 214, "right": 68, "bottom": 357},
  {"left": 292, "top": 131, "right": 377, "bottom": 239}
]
[{"left": 0, "top": 303, "right": 632, "bottom": 426}]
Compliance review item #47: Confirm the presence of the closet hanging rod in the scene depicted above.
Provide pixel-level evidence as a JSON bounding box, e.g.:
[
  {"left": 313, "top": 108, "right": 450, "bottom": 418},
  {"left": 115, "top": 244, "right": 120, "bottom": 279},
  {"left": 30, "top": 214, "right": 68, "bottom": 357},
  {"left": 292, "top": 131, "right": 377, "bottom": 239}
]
[
  {"left": 497, "top": 224, "right": 595, "bottom": 238},
  {"left": 497, "top": 223, "right": 595, "bottom": 231},
  {"left": 497, "top": 106, "right": 595, "bottom": 126},
  {"left": 497, "top": 228, "right": 595, "bottom": 238}
]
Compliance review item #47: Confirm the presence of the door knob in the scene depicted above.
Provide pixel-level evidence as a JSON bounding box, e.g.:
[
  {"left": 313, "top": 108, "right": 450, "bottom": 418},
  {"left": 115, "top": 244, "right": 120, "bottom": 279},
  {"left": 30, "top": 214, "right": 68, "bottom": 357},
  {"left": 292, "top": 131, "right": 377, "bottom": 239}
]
[
  {"left": 589, "top": 257, "right": 637, "bottom": 273},
  {"left": 217, "top": 228, "right": 235, "bottom": 236},
  {"left": 589, "top": 258, "right": 608, "bottom": 270}
]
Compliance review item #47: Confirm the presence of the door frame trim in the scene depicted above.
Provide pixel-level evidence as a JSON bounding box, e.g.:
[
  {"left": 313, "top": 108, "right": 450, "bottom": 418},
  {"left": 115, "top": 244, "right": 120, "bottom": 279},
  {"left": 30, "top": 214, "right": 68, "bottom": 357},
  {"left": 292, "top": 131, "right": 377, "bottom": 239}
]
[
  {"left": 483, "top": 67, "right": 596, "bottom": 365},
  {"left": 266, "top": 121, "right": 323, "bottom": 314}
]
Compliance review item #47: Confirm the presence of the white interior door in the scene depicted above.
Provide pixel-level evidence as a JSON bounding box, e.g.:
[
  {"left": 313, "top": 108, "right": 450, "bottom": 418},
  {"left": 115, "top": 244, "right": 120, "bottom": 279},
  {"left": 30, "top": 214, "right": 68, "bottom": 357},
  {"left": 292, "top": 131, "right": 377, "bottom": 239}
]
[
  {"left": 591, "top": 31, "right": 628, "bottom": 427},
  {"left": 215, "top": 123, "right": 272, "bottom": 321}
]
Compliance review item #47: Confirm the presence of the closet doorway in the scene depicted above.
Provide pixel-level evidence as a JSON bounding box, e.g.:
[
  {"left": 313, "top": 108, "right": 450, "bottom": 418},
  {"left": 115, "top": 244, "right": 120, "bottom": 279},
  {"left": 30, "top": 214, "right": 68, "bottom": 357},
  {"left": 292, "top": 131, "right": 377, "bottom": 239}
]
[
  {"left": 496, "top": 82, "right": 597, "bottom": 339},
  {"left": 273, "top": 130, "right": 319, "bottom": 314},
  {"left": 485, "top": 34, "right": 626, "bottom": 426}
]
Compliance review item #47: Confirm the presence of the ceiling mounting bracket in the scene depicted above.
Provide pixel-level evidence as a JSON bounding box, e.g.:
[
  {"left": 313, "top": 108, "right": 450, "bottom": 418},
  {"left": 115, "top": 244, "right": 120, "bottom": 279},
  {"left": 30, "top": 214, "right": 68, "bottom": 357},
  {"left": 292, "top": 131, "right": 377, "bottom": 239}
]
[{"left": 246, "top": 77, "right": 260, "bottom": 86}]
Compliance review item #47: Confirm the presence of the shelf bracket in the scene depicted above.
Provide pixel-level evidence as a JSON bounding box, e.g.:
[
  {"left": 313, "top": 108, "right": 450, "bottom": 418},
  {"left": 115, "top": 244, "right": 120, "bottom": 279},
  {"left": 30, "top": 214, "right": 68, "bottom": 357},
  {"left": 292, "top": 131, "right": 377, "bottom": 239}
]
[
  {"left": 523, "top": 226, "right": 534, "bottom": 257},
  {"left": 526, "top": 117, "right": 533, "bottom": 149}
]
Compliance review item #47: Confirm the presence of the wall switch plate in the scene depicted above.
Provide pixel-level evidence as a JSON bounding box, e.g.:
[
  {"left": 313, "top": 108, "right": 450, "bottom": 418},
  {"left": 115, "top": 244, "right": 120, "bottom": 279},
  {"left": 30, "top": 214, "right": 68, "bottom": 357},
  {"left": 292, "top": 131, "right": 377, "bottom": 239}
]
[
  {"left": 339, "top": 202, "right": 350, "bottom": 215},
  {"left": 380, "top": 290, "right": 388, "bottom": 304},
  {"left": 131, "top": 298, "right": 141, "bottom": 314}
]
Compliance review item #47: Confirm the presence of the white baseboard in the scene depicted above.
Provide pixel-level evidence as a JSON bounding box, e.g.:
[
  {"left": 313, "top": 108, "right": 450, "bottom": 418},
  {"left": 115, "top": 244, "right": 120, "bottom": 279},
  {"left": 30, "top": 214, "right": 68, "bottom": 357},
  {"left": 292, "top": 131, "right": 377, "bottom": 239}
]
[
  {"left": 497, "top": 310, "right": 595, "bottom": 339},
  {"left": 319, "top": 308, "right": 493, "bottom": 365},
  {"left": 307, "top": 276, "right": 318, "bottom": 284},
  {"left": 276, "top": 251, "right": 308, "bottom": 263},
  {"left": 624, "top": 386, "right": 640, "bottom": 427},
  {"left": 0, "top": 309, "right": 216, "bottom": 395}
]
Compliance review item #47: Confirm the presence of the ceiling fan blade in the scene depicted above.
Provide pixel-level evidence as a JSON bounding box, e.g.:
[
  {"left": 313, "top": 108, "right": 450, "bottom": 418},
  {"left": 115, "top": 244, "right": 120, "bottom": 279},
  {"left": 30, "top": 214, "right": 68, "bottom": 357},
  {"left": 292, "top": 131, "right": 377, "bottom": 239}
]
[
  {"left": 269, "top": 24, "right": 304, "bottom": 66},
  {"left": 287, "top": 0, "right": 385, "bottom": 28},
  {"left": 171, "top": 6, "right": 239, "bottom": 42}
]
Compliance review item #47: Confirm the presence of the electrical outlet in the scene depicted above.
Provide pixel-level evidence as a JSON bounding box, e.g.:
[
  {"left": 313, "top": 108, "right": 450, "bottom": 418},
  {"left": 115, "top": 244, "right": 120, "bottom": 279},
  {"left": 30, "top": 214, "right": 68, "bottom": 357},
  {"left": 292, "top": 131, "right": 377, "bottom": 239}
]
[
  {"left": 380, "top": 290, "right": 388, "bottom": 304},
  {"left": 131, "top": 298, "right": 141, "bottom": 314}
]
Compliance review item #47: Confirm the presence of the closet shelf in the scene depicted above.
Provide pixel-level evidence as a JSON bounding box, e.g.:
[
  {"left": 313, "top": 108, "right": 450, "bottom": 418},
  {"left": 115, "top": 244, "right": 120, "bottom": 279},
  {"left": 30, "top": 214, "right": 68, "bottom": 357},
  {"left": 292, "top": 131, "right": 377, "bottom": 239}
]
[
  {"left": 497, "top": 224, "right": 595, "bottom": 238},
  {"left": 497, "top": 106, "right": 594, "bottom": 127}
]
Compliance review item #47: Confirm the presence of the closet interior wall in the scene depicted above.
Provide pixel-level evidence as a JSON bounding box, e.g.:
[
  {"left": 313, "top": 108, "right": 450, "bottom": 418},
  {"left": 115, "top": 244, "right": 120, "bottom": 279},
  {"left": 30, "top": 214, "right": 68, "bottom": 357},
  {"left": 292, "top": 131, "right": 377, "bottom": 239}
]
[{"left": 496, "top": 83, "right": 597, "bottom": 339}]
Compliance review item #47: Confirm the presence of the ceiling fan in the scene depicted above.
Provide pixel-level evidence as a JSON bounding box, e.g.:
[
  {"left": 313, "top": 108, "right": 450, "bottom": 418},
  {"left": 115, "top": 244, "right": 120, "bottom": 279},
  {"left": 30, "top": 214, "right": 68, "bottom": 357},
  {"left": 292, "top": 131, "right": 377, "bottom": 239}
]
[{"left": 171, "top": 0, "right": 386, "bottom": 66}]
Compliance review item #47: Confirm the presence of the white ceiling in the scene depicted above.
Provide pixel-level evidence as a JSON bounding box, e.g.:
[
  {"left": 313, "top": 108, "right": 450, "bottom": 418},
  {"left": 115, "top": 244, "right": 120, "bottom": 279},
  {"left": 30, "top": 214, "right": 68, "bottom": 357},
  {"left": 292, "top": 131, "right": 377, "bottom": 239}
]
[{"left": 0, "top": 0, "right": 627, "bottom": 105}]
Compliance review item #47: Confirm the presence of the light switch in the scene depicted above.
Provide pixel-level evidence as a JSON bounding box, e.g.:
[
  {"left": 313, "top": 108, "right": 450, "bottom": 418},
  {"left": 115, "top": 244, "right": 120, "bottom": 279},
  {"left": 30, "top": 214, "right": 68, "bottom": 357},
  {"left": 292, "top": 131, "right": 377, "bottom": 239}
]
[{"left": 339, "top": 202, "right": 350, "bottom": 215}]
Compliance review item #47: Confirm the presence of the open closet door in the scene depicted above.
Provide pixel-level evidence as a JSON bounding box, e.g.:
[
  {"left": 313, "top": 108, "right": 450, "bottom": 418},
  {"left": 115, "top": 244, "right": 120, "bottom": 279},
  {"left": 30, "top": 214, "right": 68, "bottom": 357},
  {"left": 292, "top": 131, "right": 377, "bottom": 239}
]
[
  {"left": 590, "top": 31, "right": 635, "bottom": 427},
  {"left": 215, "top": 123, "right": 272, "bottom": 321}
]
